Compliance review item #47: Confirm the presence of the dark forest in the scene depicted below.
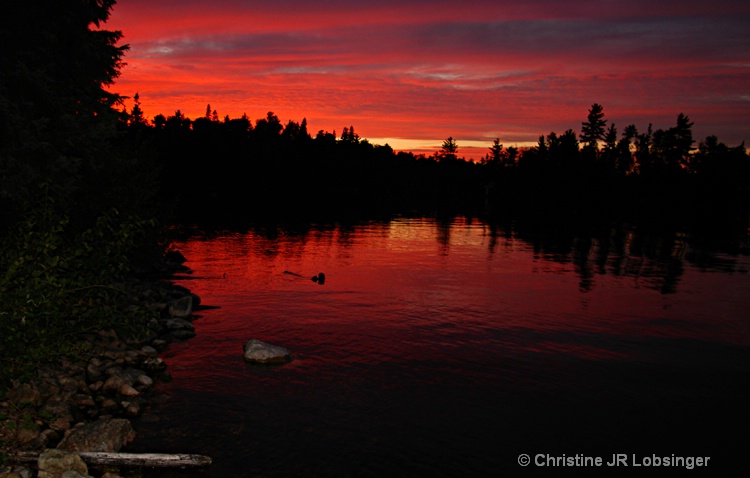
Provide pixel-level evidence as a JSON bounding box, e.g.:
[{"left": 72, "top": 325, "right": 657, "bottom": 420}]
[{"left": 120, "top": 100, "right": 750, "bottom": 229}]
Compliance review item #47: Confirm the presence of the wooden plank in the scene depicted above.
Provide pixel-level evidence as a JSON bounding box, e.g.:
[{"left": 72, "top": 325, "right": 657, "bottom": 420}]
[
  {"left": 78, "top": 451, "right": 212, "bottom": 468},
  {"left": 11, "top": 451, "right": 212, "bottom": 468}
]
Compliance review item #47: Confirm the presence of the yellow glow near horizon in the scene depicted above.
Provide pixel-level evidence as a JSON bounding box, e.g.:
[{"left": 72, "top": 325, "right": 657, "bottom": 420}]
[{"left": 369, "top": 138, "right": 538, "bottom": 157}]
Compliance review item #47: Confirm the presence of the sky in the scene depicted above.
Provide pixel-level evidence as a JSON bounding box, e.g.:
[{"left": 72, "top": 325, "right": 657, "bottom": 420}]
[{"left": 105, "top": 0, "right": 750, "bottom": 158}]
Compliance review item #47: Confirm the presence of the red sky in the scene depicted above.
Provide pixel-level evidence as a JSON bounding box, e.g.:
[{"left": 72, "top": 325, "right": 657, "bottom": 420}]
[{"left": 105, "top": 0, "right": 750, "bottom": 158}]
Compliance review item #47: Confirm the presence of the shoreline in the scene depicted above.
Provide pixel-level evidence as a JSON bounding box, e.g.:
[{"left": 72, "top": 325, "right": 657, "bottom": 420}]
[{"left": 0, "top": 252, "right": 206, "bottom": 477}]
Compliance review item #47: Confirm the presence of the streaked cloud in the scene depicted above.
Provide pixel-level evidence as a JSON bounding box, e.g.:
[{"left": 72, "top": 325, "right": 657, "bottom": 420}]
[{"left": 107, "top": 0, "right": 750, "bottom": 154}]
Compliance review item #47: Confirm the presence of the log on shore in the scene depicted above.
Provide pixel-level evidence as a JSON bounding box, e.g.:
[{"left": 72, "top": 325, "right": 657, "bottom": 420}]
[
  {"left": 79, "top": 451, "right": 212, "bottom": 468},
  {"left": 12, "top": 451, "right": 212, "bottom": 468}
]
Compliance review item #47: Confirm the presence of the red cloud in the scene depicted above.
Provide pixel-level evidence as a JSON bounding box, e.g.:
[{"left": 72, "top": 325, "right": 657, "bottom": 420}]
[{"left": 107, "top": 0, "right": 750, "bottom": 155}]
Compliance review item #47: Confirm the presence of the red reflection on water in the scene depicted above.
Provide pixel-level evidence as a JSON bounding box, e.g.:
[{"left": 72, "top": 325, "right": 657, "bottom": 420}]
[{"left": 163, "top": 218, "right": 750, "bottom": 393}]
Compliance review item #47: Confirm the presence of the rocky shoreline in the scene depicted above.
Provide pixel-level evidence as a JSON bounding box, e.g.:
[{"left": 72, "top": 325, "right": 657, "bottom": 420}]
[{"left": 0, "top": 252, "right": 206, "bottom": 478}]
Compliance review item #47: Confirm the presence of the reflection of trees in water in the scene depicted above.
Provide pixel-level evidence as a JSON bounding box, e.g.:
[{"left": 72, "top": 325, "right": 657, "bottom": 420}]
[
  {"left": 500, "top": 221, "right": 749, "bottom": 294},
  {"left": 185, "top": 216, "right": 748, "bottom": 295}
]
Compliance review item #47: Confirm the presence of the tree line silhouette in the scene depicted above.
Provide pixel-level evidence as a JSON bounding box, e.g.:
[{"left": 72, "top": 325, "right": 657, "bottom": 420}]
[{"left": 118, "top": 98, "right": 750, "bottom": 228}]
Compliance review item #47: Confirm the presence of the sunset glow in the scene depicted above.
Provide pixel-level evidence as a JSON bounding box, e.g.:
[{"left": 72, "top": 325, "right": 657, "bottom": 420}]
[{"left": 107, "top": 0, "right": 750, "bottom": 157}]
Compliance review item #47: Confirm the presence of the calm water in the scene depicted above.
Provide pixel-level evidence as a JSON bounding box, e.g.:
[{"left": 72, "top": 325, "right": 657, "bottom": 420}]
[{"left": 131, "top": 217, "right": 750, "bottom": 476}]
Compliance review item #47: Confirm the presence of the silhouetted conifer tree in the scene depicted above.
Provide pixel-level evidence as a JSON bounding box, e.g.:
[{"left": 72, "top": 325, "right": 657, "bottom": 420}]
[
  {"left": 580, "top": 103, "right": 607, "bottom": 150},
  {"left": 128, "top": 92, "right": 147, "bottom": 128},
  {"left": 440, "top": 137, "right": 459, "bottom": 162},
  {"left": 488, "top": 138, "right": 504, "bottom": 165}
]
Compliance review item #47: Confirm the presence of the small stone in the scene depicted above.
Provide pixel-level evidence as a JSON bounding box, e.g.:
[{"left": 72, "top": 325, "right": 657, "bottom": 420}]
[
  {"left": 150, "top": 339, "right": 168, "bottom": 350},
  {"left": 57, "top": 377, "right": 79, "bottom": 393},
  {"left": 124, "top": 402, "right": 141, "bottom": 417},
  {"left": 104, "top": 366, "right": 120, "bottom": 376},
  {"left": 13, "top": 466, "right": 33, "bottom": 478},
  {"left": 142, "top": 357, "right": 166, "bottom": 372},
  {"left": 135, "top": 375, "right": 153, "bottom": 388},
  {"left": 73, "top": 394, "right": 96, "bottom": 409},
  {"left": 140, "top": 345, "right": 158, "bottom": 357},
  {"left": 50, "top": 417, "right": 72, "bottom": 432},
  {"left": 42, "top": 428, "right": 61, "bottom": 443},
  {"left": 103, "top": 375, "right": 127, "bottom": 394},
  {"left": 101, "top": 399, "right": 118, "bottom": 411},
  {"left": 163, "top": 318, "right": 194, "bottom": 331},
  {"left": 119, "top": 384, "right": 140, "bottom": 397},
  {"left": 168, "top": 296, "right": 193, "bottom": 318},
  {"left": 61, "top": 471, "right": 92, "bottom": 478},
  {"left": 169, "top": 329, "right": 196, "bottom": 340}
]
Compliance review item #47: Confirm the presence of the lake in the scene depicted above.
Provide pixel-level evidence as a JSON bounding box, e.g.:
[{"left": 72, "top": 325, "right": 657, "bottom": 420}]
[{"left": 130, "top": 216, "right": 750, "bottom": 476}]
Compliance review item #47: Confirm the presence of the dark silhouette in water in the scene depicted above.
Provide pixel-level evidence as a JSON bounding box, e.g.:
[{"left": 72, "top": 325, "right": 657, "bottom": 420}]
[
  {"left": 312, "top": 272, "right": 326, "bottom": 285},
  {"left": 284, "top": 270, "right": 326, "bottom": 285}
]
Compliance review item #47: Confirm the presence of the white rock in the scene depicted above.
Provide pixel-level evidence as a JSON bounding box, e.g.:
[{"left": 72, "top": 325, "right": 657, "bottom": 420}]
[{"left": 243, "top": 339, "right": 291, "bottom": 364}]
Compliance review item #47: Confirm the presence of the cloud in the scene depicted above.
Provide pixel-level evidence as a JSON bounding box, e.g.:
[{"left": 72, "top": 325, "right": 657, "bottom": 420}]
[{"left": 107, "top": 0, "right": 750, "bottom": 151}]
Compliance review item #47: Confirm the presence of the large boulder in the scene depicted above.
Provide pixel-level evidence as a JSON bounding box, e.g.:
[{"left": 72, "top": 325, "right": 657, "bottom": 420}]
[
  {"left": 57, "top": 418, "right": 135, "bottom": 452},
  {"left": 243, "top": 339, "right": 292, "bottom": 364}
]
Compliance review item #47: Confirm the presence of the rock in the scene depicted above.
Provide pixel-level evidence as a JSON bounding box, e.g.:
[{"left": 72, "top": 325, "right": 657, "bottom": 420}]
[
  {"left": 140, "top": 345, "right": 158, "bottom": 358},
  {"left": 85, "top": 363, "right": 103, "bottom": 382},
  {"left": 163, "top": 318, "right": 196, "bottom": 339},
  {"left": 168, "top": 296, "right": 193, "bottom": 318},
  {"left": 57, "top": 418, "right": 135, "bottom": 452},
  {"left": 50, "top": 417, "right": 72, "bottom": 432},
  {"left": 164, "top": 250, "right": 187, "bottom": 264},
  {"left": 37, "top": 449, "right": 88, "bottom": 478},
  {"left": 40, "top": 400, "right": 74, "bottom": 430},
  {"left": 123, "top": 401, "right": 141, "bottom": 417},
  {"left": 56, "top": 377, "right": 80, "bottom": 394},
  {"left": 118, "top": 385, "right": 139, "bottom": 397},
  {"left": 102, "top": 375, "right": 127, "bottom": 395},
  {"left": 42, "top": 428, "right": 61, "bottom": 444},
  {"left": 135, "top": 375, "right": 153, "bottom": 388},
  {"left": 101, "top": 399, "right": 118, "bottom": 412},
  {"left": 61, "top": 472, "right": 92, "bottom": 478},
  {"left": 15, "top": 427, "right": 39, "bottom": 446},
  {"left": 142, "top": 357, "right": 166, "bottom": 373},
  {"left": 0, "top": 466, "right": 32, "bottom": 478},
  {"left": 73, "top": 394, "right": 96, "bottom": 409},
  {"left": 163, "top": 318, "right": 194, "bottom": 330},
  {"left": 7, "top": 383, "right": 42, "bottom": 407},
  {"left": 243, "top": 339, "right": 292, "bottom": 364},
  {"left": 169, "top": 329, "right": 196, "bottom": 340},
  {"left": 150, "top": 338, "right": 168, "bottom": 350},
  {"left": 122, "top": 351, "right": 140, "bottom": 365}
]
